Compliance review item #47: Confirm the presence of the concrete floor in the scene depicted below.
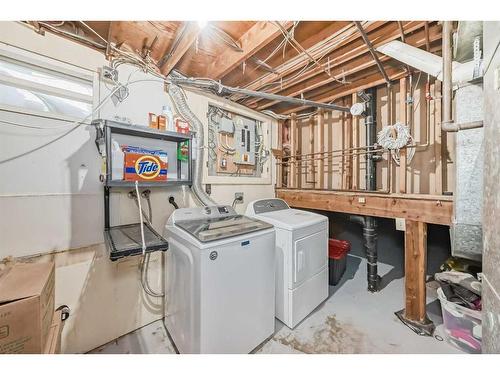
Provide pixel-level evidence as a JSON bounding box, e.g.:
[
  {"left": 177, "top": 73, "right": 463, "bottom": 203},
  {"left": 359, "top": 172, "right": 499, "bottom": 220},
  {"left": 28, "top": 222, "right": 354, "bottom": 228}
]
[{"left": 90, "top": 248, "right": 465, "bottom": 354}]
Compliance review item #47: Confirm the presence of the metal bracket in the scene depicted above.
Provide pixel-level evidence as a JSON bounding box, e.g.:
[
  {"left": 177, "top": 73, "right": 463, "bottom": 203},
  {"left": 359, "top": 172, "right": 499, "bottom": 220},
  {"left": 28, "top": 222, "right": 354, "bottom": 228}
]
[
  {"left": 395, "top": 309, "right": 435, "bottom": 336},
  {"left": 102, "top": 66, "right": 118, "bottom": 82},
  {"left": 472, "top": 36, "right": 483, "bottom": 79}
]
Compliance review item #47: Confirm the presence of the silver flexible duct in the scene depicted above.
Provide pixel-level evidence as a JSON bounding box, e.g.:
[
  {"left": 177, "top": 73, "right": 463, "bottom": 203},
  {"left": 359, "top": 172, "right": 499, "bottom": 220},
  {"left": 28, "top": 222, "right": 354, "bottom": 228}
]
[{"left": 167, "top": 84, "right": 216, "bottom": 206}]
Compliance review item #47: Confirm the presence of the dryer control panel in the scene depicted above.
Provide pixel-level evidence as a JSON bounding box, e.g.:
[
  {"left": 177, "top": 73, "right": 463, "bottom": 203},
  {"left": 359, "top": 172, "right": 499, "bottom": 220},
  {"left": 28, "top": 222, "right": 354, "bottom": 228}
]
[{"left": 248, "top": 198, "right": 290, "bottom": 215}]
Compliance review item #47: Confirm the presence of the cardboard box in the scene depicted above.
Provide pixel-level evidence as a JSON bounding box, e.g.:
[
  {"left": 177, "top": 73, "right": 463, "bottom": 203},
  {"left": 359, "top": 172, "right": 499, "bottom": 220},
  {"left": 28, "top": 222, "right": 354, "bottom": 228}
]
[
  {"left": 0, "top": 262, "right": 55, "bottom": 354},
  {"left": 148, "top": 113, "right": 158, "bottom": 129},
  {"left": 157, "top": 115, "right": 166, "bottom": 131},
  {"left": 43, "top": 309, "right": 64, "bottom": 354},
  {"left": 123, "top": 146, "right": 168, "bottom": 182}
]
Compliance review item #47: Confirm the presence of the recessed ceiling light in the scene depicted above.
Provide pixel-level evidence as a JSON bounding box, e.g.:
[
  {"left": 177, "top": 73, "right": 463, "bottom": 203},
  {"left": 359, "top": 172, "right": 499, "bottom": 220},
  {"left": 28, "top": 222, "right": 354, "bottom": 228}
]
[{"left": 197, "top": 20, "right": 209, "bottom": 29}]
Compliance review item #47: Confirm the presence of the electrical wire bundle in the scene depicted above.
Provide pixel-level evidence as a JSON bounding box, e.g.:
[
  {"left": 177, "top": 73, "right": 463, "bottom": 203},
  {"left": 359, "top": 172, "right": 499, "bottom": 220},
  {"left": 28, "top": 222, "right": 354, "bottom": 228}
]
[{"left": 377, "top": 122, "right": 415, "bottom": 165}]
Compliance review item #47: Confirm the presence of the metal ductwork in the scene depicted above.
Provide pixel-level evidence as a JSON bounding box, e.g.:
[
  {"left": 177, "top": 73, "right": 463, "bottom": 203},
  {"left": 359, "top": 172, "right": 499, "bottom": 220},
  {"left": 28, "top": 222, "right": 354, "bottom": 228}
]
[
  {"left": 442, "top": 21, "right": 485, "bottom": 261},
  {"left": 376, "top": 40, "right": 481, "bottom": 85},
  {"left": 167, "top": 84, "right": 216, "bottom": 207},
  {"left": 377, "top": 21, "right": 485, "bottom": 261}
]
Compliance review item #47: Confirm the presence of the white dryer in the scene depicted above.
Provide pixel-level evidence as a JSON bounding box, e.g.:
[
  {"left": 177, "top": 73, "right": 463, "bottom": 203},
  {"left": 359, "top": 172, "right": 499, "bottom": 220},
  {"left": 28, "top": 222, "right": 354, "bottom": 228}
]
[
  {"left": 246, "top": 198, "right": 329, "bottom": 328},
  {"left": 164, "top": 205, "right": 276, "bottom": 353}
]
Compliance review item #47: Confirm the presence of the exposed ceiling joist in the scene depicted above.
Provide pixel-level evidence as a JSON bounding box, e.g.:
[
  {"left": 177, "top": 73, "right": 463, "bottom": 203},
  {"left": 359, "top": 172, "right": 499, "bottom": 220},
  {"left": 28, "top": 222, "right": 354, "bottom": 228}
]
[
  {"left": 26, "top": 21, "right": 443, "bottom": 116},
  {"left": 354, "top": 21, "right": 391, "bottom": 84},
  {"left": 275, "top": 40, "right": 442, "bottom": 116},
  {"left": 240, "top": 22, "right": 360, "bottom": 95},
  {"left": 277, "top": 66, "right": 407, "bottom": 115},
  {"left": 255, "top": 23, "right": 441, "bottom": 111},
  {"left": 203, "top": 21, "right": 294, "bottom": 80},
  {"left": 160, "top": 21, "right": 200, "bottom": 76},
  {"left": 240, "top": 21, "right": 419, "bottom": 108}
]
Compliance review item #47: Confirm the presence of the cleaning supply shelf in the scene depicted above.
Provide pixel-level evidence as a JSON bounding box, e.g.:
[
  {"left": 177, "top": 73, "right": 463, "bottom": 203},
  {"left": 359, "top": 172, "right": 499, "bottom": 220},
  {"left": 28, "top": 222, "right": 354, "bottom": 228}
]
[
  {"left": 106, "top": 180, "right": 191, "bottom": 187},
  {"left": 106, "top": 222, "right": 168, "bottom": 261},
  {"left": 99, "top": 120, "right": 192, "bottom": 142},
  {"left": 93, "top": 119, "right": 193, "bottom": 261}
]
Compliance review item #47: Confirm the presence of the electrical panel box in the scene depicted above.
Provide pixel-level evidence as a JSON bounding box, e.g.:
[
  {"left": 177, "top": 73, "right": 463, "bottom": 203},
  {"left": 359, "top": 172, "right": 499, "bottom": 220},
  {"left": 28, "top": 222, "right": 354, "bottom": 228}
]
[
  {"left": 207, "top": 105, "right": 267, "bottom": 178},
  {"left": 234, "top": 118, "right": 255, "bottom": 166}
]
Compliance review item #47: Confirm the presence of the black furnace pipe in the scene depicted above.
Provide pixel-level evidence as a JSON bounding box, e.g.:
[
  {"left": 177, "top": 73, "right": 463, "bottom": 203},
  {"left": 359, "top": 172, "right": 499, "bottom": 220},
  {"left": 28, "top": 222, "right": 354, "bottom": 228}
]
[
  {"left": 365, "top": 87, "right": 379, "bottom": 292},
  {"left": 351, "top": 87, "right": 379, "bottom": 293}
]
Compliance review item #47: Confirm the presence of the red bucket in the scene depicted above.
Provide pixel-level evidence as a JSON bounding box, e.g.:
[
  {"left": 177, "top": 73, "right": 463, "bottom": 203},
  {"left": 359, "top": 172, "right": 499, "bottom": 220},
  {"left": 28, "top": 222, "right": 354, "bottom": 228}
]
[{"left": 328, "top": 238, "right": 351, "bottom": 259}]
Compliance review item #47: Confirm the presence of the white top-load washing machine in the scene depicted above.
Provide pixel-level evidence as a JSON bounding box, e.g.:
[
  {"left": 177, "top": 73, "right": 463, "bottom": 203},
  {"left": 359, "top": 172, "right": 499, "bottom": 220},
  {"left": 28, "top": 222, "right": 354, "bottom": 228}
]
[
  {"left": 246, "top": 198, "right": 329, "bottom": 328},
  {"left": 163, "top": 205, "right": 276, "bottom": 353}
]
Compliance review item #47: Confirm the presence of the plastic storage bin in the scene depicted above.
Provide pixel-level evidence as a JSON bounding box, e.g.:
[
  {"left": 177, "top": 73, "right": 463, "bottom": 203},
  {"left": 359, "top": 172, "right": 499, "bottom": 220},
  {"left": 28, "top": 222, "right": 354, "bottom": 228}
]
[
  {"left": 328, "top": 239, "right": 351, "bottom": 286},
  {"left": 437, "top": 287, "right": 482, "bottom": 353}
]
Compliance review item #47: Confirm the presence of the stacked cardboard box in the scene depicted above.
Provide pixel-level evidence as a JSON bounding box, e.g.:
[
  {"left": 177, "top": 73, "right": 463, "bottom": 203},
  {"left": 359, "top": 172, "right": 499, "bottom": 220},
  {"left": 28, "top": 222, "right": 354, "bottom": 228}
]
[{"left": 0, "top": 262, "right": 58, "bottom": 354}]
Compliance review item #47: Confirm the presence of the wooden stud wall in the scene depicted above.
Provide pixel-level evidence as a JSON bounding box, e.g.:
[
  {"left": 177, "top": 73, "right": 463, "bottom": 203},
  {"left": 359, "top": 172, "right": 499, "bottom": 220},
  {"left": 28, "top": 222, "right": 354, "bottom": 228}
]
[{"left": 281, "top": 74, "right": 454, "bottom": 195}]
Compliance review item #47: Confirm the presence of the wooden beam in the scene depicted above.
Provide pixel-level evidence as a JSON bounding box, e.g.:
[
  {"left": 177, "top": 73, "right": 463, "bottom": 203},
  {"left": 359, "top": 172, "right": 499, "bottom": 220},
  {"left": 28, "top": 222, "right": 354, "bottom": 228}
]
[
  {"left": 316, "top": 109, "right": 325, "bottom": 189},
  {"left": 307, "top": 115, "right": 315, "bottom": 184},
  {"left": 277, "top": 66, "right": 407, "bottom": 115},
  {"left": 205, "top": 21, "right": 293, "bottom": 80},
  {"left": 352, "top": 93, "right": 359, "bottom": 190},
  {"left": 273, "top": 38, "right": 443, "bottom": 116},
  {"left": 276, "top": 120, "right": 284, "bottom": 188},
  {"left": 354, "top": 21, "right": 390, "bottom": 84},
  {"left": 399, "top": 77, "right": 407, "bottom": 193},
  {"left": 241, "top": 22, "right": 362, "bottom": 97},
  {"left": 404, "top": 220, "right": 428, "bottom": 322},
  {"left": 341, "top": 98, "right": 346, "bottom": 189},
  {"left": 160, "top": 22, "right": 200, "bottom": 76},
  {"left": 424, "top": 21, "right": 431, "bottom": 51},
  {"left": 275, "top": 189, "right": 453, "bottom": 226},
  {"left": 434, "top": 80, "right": 443, "bottom": 194},
  {"left": 242, "top": 21, "right": 414, "bottom": 104},
  {"left": 105, "top": 21, "right": 114, "bottom": 59},
  {"left": 289, "top": 113, "right": 297, "bottom": 188},
  {"left": 344, "top": 97, "right": 353, "bottom": 189},
  {"left": 297, "top": 116, "right": 303, "bottom": 189},
  {"left": 247, "top": 21, "right": 434, "bottom": 109}
]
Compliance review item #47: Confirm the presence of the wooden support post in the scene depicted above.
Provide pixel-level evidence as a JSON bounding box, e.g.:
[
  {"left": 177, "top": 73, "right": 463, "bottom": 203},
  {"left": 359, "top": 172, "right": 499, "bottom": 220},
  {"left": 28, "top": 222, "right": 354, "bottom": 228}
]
[
  {"left": 404, "top": 220, "right": 428, "bottom": 322},
  {"left": 352, "top": 94, "right": 359, "bottom": 190},
  {"left": 399, "top": 77, "right": 407, "bottom": 193},
  {"left": 434, "top": 80, "right": 444, "bottom": 194},
  {"left": 340, "top": 98, "right": 346, "bottom": 189},
  {"left": 276, "top": 120, "right": 283, "bottom": 188},
  {"left": 289, "top": 113, "right": 297, "bottom": 188},
  {"left": 327, "top": 111, "right": 333, "bottom": 190},
  {"left": 316, "top": 109, "right": 325, "bottom": 190},
  {"left": 308, "top": 115, "right": 315, "bottom": 184},
  {"left": 345, "top": 97, "right": 353, "bottom": 189},
  {"left": 297, "top": 116, "right": 303, "bottom": 189}
]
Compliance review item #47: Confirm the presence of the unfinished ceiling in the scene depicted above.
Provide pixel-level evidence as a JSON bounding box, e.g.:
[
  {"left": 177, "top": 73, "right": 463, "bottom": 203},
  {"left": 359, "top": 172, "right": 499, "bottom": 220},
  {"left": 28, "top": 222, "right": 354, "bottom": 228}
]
[{"left": 26, "top": 21, "right": 442, "bottom": 115}]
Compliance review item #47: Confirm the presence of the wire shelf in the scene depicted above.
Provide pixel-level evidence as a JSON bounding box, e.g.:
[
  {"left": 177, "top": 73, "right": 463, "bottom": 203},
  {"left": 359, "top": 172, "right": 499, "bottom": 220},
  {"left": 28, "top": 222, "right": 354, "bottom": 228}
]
[{"left": 105, "top": 222, "right": 168, "bottom": 261}]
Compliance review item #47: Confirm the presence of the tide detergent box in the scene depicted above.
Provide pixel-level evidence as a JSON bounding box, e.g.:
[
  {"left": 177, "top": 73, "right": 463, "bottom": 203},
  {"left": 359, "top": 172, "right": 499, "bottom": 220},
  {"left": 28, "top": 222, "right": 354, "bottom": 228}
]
[{"left": 123, "top": 146, "right": 168, "bottom": 181}]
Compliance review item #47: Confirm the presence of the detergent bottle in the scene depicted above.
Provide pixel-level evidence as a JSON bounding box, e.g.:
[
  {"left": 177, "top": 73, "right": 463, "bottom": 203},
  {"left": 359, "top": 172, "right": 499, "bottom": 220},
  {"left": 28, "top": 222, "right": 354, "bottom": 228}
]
[
  {"left": 162, "top": 104, "right": 175, "bottom": 132},
  {"left": 111, "top": 140, "right": 125, "bottom": 180}
]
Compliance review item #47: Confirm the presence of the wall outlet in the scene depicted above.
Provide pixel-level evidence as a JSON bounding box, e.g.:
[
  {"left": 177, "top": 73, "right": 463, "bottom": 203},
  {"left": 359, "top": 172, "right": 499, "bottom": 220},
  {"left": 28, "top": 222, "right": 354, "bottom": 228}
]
[
  {"left": 234, "top": 192, "right": 244, "bottom": 203},
  {"left": 395, "top": 218, "right": 406, "bottom": 231}
]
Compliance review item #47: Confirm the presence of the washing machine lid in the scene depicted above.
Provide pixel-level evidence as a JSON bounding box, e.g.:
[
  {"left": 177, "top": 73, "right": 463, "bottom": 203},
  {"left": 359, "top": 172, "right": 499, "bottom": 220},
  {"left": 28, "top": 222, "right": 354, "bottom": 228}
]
[
  {"left": 175, "top": 215, "right": 273, "bottom": 243},
  {"left": 255, "top": 209, "right": 327, "bottom": 231}
]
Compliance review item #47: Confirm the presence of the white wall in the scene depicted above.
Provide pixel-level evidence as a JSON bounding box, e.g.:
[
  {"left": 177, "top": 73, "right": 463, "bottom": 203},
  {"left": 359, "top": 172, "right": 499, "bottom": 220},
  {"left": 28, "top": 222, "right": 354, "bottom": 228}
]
[{"left": 0, "top": 22, "right": 277, "bottom": 353}]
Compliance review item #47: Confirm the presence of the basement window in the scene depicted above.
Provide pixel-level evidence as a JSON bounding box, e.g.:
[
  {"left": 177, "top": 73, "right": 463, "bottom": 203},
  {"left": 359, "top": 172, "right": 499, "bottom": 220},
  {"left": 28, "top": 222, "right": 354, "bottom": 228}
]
[{"left": 0, "top": 54, "right": 93, "bottom": 119}]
